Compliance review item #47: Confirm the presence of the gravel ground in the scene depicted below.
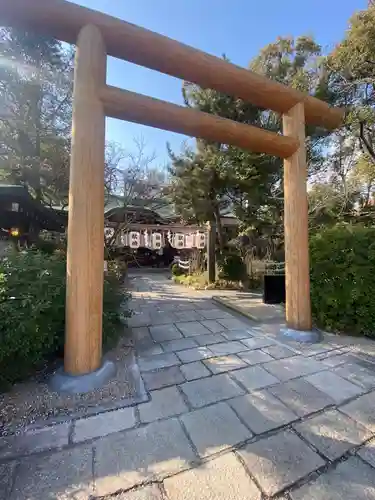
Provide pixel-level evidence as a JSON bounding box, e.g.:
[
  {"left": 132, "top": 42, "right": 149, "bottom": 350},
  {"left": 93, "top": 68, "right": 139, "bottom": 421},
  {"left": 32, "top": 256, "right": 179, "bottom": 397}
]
[{"left": 0, "top": 336, "right": 137, "bottom": 436}]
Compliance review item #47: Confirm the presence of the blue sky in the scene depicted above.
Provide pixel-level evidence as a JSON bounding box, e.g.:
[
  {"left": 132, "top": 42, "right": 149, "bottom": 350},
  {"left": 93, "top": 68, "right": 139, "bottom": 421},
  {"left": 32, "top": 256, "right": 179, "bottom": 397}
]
[{"left": 71, "top": 0, "right": 366, "bottom": 166}]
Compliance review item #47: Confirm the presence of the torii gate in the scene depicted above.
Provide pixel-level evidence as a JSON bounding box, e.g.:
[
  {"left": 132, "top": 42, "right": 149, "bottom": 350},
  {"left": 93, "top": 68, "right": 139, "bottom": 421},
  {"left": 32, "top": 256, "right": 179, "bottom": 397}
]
[{"left": 1, "top": 0, "right": 344, "bottom": 392}]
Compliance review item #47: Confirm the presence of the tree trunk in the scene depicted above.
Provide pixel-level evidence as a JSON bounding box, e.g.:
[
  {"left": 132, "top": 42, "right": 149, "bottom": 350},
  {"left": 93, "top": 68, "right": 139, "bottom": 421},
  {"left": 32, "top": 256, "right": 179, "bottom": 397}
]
[
  {"left": 33, "top": 49, "right": 43, "bottom": 202},
  {"left": 213, "top": 205, "right": 224, "bottom": 253}
]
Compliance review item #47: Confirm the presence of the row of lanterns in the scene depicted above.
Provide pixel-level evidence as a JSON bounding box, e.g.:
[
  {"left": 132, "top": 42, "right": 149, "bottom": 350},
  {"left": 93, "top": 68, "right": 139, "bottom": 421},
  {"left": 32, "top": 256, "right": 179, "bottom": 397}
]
[{"left": 104, "top": 228, "right": 206, "bottom": 249}]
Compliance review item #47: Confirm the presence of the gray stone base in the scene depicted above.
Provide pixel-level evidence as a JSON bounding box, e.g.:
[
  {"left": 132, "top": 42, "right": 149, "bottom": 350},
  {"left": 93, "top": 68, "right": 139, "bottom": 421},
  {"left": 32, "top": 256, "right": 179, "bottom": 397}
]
[
  {"left": 49, "top": 361, "right": 116, "bottom": 394},
  {"left": 280, "top": 328, "right": 321, "bottom": 344}
]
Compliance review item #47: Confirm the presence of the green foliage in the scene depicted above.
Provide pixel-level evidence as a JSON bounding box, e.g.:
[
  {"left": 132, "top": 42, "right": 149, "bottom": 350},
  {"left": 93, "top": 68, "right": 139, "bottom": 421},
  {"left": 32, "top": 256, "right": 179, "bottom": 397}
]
[
  {"left": 310, "top": 225, "right": 375, "bottom": 337},
  {"left": 171, "top": 263, "right": 184, "bottom": 276},
  {"left": 0, "top": 251, "right": 129, "bottom": 389},
  {"left": 328, "top": 4, "right": 375, "bottom": 165},
  {"left": 0, "top": 28, "right": 73, "bottom": 204},
  {"left": 218, "top": 253, "right": 246, "bottom": 282},
  {"left": 169, "top": 36, "right": 332, "bottom": 250},
  {"left": 173, "top": 273, "right": 203, "bottom": 287},
  {"left": 34, "top": 239, "right": 61, "bottom": 254},
  {"left": 173, "top": 272, "right": 242, "bottom": 290}
]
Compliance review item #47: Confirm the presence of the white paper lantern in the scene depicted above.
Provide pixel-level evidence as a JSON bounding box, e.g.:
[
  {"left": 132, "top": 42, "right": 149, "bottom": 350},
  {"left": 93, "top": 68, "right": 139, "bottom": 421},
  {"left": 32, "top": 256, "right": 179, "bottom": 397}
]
[
  {"left": 185, "top": 233, "right": 194, "bottom": 248},
  {"left": 196, "top": 231, "right": 206, "bottom": 248},
  {"left": 175, "top": 233, "right": 185, "bottom": 249},
  {"left": 104, "top": 227, "right": 114, "bottom": 240},
  {"left": 129, "top": 231, "right": 141, "bottom": 248},
  {"left": 152, "top": 232, "right": 162, "bottom": 250},
  {"left": 143, "top": 230, "right": 151, "bottom": 248},
  {"left": 120, "top": 231, "right": 128, "bottom": 246}
]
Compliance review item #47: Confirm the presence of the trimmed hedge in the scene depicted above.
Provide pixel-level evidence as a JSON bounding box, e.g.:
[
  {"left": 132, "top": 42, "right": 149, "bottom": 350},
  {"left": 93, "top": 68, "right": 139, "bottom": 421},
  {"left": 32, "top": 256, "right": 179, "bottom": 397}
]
[
  {"left": 310, "top": 224, "right": 375, "bottom": 337},
  {"left": 0, "top": 250, "right": 130, "bottom": 389},
  {"left": 218, "top": 253, "right": 246, "bottom": 282}
]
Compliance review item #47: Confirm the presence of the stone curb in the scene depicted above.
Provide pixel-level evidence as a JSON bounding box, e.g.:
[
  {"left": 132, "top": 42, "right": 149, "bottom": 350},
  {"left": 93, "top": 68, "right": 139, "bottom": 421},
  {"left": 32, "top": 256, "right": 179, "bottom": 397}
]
[{"left": 212, "top": 296, "right": 261, "bottom": 321}]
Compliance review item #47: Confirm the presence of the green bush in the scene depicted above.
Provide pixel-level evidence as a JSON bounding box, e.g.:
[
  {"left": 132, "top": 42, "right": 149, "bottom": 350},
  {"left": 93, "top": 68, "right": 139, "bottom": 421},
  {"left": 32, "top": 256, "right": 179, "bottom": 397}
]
[
  {"left": 0, "top": 250, "right": 130, "bottom": 389},
  {"left": 310, "top": 224, "right": 375, "bottom": 337},
  {"left": 171, "top": 263, "right": 184, "bottom": 276},
  {"left": 218, "top": 253, "right": 246, "bottom": 282},
  {"left": 34, "top": 239, "right": 61, "bottom": 255}
]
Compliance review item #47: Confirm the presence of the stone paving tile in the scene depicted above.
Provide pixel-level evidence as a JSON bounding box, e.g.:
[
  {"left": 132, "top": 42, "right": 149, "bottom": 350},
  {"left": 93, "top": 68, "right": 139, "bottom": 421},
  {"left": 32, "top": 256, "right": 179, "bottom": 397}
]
[
  {"left": 191, "top": 300, "right": 216, "bottom": 310},
  {"left": 200, "top": 309, "right": 231, "bottom": 320},
  {"left": 340, "top": 391, "right": 375, "bottom": 433},
  {"left": 209, "top": 341, "right": 248, "bottom": 356},
  {"left": 175, "top": 301, "right": 197, "bottom": 311},
  {"left": 248, "top": 324, "right": 279, "bottom": 337},
  {"left": 180, "top": 361, "right": 211, "bottom": 381},
  {"left": 10, "top": 445, "right": 93, "bottom": 500},
  {"left": 295, "top": 409, "right": 371, "bottom": 460},
  {"left": 297, "top": 344, "right": 339, "bottom": 357},
  {"left": 175, "top": 321, "right": 212, "bottom": 337},
  {"left": 229, "top": 390, "right": 297, "bottom": 434},
  {"left": 0, "top": 461, "right": 16, "bottom": 500},
  {"left": 128, "top": 313, "right": 151, "bottom": 328},
  {"left": 180, "top": 373, "right": 245, "bottom": 408},
  {"left": 114, "top": 484, "right": 163, "bottom": 499},
  {"left": 181, "top": 402, "right": 252, "bottom": 457},
  {"left": 73, "top": 407, "right": 136, "bottom": 443},
  {"left": 320, "top": 352, "right": 354, "bottom": 367},
  {"left": 200, "top": 319, "right": 226, "bottom": 333},
  {"left": 354, "top": 352, "right": 375, "bottom": 368},
  {"left": 136, "top": 342, "right": 164, "bottom": 357},
  {"left": 231, "top": 365, "right": 280, "bottom": 391},
  {"left": 142, "top": 366, "right": 185, "bottom": 390},
  {"left": 203, "top": 355, "right": 247, "bottom": 374},
  {"left": 138, "top": 352, "right": 180, "bottom": 372},
  {"left": 240, "top": 337, "right": 277, "bottom": 349},
  {"left": 264, "top": 356, "right": 326, "bottom": 382},
  {"left": 161, "top": 338, "right": 198, "bottom": 353},
  {"left": 238, "top": 430, "right": 325, "bottom": 496},
  {"left": 357, "top": 438, "right": 375, "bottom": 468},
  {"left": 217, "top": 318, "right": 249, "bottom": 330},
  {"left": 150, "top": 312, "right": 179, "bottom": 325},
  {"left": 268, "top": 378, "right": 335, "bottom": 417},
  {"left": 194, "top": 333, "right": 227, "bottom": 346},
  {"left": 333, "top": 362, "right": 375, "bottom": 390},
  {"left": 164, "top": 452, "right": 261, "bottom": 500},
  {"left": 154, "top": 302, "right": 183, "bottom": 312},
  {"left": 262, "top": 344, "right": 296, "bottom": 360},
  {"left": 139, "top": 386, "right": 188, "bottom": 423},
  {"left": 149, "top": 324, "right": 183, "bottom": 342},
  {"left": 237, "top": 349, "right": 274, "bottom": 366},
  {"left": 176, "top": 346, "right": 213, "bottom": 363},
  {"left": 289, "top": 456, "right": 375, "bottom": 500},
  {"left": 305, "top": 371, "right": 364, "bottom": 404},
  {"left": 132, "top": 326, "right": 153, "bottom": 346},
  {"left": 174, "top": 310, "right": 204, "bottom": 322},
  {"left": 94, "top": 418, "right": 196, "bottom": 496},
  {"left": 0, "top": 422, "right": 70, "bottom": 459},
  {"left": 221, "top": 329, "right": 253, "bottom": 341},
  {"left": 314, "top": 348, "right": 349, "bottom": 361}
]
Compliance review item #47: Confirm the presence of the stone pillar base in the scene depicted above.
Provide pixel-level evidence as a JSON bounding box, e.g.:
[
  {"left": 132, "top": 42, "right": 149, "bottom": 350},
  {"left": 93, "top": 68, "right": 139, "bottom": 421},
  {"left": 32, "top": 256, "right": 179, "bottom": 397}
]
[
  {"left": 280, "top": 328, "right": 321, "bottom": 344},
  {"left": 49, "top": 361, "right": 116, "bottom": 394}
]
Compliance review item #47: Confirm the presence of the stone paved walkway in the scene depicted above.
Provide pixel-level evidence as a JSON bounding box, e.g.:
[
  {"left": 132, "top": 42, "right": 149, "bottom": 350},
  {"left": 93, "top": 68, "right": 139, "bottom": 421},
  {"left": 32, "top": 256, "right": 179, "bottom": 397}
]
[{"left": 2, "top": 273, "right": 375, "bottom": 499}]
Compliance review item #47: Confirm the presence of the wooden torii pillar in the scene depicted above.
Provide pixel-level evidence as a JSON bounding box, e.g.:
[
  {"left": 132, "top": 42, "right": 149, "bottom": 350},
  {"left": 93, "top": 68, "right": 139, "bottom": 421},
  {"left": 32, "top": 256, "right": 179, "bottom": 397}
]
[
  {"left": 64, "top": 25, "right": 106, "bottom": 376},
  {"left": 0, "top": 0, "right": 344, "bottom": 390},
  {"left": 283, "top": 103, "right": 312, "bottom": 332}
]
